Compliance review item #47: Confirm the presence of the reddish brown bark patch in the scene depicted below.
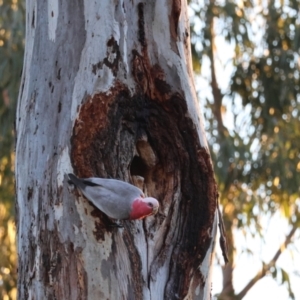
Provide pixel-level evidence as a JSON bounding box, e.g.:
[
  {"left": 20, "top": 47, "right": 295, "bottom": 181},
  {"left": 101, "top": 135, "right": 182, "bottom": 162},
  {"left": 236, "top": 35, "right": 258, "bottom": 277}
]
[
  {"left": 132, "top": 50, "right": 172, "bottom": 102},
  {"left": 170, "top": 0, "right": 181, "bottom": 38},
  {"left": 71, "top": 81, "right": 127, "bottom": 178}
]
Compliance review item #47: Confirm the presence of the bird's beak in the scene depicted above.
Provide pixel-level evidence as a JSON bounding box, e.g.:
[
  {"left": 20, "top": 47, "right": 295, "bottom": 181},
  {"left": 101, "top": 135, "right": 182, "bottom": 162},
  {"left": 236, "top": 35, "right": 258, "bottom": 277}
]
[{"left": 152, "top": 206, "right": 159, "bottom": 215}]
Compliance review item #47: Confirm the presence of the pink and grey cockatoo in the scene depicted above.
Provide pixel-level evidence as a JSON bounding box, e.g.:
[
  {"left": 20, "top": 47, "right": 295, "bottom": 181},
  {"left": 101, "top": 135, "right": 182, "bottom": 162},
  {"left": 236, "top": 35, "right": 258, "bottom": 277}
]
[{"left": 68, "top": 173, "right": 159, "bottom": 220}]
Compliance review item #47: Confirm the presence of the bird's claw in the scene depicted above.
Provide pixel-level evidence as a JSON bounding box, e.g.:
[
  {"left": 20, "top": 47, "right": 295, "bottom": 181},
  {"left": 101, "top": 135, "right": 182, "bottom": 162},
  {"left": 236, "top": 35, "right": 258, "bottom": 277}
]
[{"left": 108, "top": 221, "right": 124, "bottom": 228}]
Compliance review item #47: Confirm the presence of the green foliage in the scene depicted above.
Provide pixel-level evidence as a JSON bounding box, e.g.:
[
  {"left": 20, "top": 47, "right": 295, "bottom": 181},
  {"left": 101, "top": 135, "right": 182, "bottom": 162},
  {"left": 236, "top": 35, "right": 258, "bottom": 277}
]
[
  {"left": 191, "top": 0, "right": 300, "bottom": 222},
  {"left": 190, "top": 0, "right": 300, "bottom": 297},
  {"left": 0, "top": 0, "right": 25, "bottom": 299},
  {"left": 271, "top": 267, "right": 295, "bottom": 299}
]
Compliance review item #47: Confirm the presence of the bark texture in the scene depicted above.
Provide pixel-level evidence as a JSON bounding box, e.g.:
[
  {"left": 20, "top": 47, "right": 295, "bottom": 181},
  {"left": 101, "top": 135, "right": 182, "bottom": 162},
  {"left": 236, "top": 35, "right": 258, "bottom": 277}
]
[{"left": 16, "top": 0, "right": 218, "bottom": 299}]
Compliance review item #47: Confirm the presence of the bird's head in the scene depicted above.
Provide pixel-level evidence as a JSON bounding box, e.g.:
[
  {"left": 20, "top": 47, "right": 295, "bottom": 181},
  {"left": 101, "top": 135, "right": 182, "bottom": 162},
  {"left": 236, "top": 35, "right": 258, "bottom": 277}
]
[{"left": 129, "top": 197, "right": 159, "bottom": 220}]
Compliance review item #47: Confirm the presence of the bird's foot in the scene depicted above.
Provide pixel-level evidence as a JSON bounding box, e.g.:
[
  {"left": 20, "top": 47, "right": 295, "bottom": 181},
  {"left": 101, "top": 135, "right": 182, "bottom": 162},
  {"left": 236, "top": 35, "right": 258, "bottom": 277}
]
[{"left": 108, "top": 220, "right": 124, "bottom": 228}]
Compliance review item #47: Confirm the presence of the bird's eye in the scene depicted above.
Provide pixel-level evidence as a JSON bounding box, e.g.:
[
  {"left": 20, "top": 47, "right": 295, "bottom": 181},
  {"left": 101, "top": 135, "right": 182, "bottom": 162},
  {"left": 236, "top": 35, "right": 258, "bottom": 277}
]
[{"left": 148, "top": 202, "right": 153, "bottom": 208}]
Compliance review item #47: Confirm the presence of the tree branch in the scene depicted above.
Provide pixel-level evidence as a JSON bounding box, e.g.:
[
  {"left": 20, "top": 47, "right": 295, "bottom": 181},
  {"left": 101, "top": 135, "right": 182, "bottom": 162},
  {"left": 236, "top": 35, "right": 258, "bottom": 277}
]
[
  {"left": 217, "top": 203, "right": 229, "bottom": 264},
  {"left": 236, "top": 224, "right": 298, "bottom": 300},
  {"left": 207, "top": 2, "right": 226, "bottom": 137}
]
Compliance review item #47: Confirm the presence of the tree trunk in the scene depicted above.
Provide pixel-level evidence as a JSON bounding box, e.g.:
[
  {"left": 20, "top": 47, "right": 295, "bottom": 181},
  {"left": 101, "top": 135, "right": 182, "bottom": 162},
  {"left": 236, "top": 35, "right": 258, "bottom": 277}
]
[{"left": 16, "top": 0, "right": 219, "bottom": 299}]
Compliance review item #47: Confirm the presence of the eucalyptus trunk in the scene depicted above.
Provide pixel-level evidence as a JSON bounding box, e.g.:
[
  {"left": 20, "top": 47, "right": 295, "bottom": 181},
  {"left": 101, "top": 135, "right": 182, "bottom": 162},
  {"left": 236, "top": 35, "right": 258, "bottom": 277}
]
[{"left": 16, "top": 0, "right": 218, "bottom": 299}]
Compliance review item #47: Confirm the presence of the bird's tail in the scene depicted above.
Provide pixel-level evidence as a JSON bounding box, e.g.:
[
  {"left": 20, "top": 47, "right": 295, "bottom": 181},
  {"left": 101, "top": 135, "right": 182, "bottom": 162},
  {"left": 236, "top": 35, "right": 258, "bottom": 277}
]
[
  {"left": 68, "top": 173, "right": 100, "bottom": 189},
  {"left": 68, "top": 173, "right": 85, "bottom": 189}
]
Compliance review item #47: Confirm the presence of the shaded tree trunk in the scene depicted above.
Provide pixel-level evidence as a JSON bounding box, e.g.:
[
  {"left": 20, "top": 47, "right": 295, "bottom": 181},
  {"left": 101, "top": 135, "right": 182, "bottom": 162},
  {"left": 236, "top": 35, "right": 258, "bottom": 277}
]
[{"left": 16, "top": 0, "right": 219, "bottom": 299}]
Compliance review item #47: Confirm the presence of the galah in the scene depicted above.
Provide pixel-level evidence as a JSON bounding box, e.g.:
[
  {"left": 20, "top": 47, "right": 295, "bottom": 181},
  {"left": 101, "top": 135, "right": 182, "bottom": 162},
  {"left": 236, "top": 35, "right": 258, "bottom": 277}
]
[{"left": 68, "top": 173, "right": 159, "bottom": 220}]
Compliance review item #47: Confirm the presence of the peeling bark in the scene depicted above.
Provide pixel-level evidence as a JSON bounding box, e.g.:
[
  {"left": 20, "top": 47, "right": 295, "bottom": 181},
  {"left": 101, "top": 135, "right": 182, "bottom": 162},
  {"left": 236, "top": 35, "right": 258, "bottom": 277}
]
[{"left": 16, "top": 1, "right": 218, "bottom": 299}]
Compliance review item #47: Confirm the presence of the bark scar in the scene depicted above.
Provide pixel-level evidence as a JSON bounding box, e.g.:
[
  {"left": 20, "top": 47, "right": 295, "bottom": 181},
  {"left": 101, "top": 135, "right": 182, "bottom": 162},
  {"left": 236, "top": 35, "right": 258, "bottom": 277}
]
[{"left": 138, "top": 3, "right": 146, "bottom": 48}]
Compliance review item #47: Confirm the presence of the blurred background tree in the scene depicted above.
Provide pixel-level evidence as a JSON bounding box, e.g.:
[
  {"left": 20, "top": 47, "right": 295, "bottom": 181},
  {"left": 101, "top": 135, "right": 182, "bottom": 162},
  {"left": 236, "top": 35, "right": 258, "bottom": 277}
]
[
  {"left": 1, "top": 0, "right": 300, "bottom": 299},
  {"left": 0, "top": 0, "right": 24, "bottom": 299},
  {"left": 190, "top": 0, "right": 300, "bottom": 299}
]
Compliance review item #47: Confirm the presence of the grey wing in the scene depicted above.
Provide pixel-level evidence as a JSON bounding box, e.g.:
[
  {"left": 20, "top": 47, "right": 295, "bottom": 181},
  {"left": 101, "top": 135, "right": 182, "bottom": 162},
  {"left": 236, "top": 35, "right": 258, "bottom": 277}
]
[
  {"left": 81, "top": 184, "right": 133, "bottom": 219},
  {"left": 85, "top": 178, "right": 144, "bottom": 197},
  {"left": 73, "top": 177, "right": 142, "bottom": 219}
]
